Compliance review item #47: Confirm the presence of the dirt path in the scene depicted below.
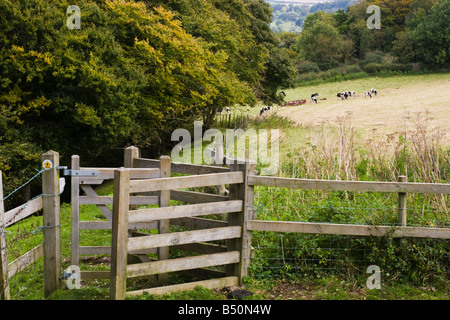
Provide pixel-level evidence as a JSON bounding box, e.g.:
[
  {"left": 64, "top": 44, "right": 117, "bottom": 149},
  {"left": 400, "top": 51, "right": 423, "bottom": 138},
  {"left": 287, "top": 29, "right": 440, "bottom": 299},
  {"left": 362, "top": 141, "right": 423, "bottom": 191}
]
[{"left": 277, "top": 76, "right": 450, "bottom": 138}]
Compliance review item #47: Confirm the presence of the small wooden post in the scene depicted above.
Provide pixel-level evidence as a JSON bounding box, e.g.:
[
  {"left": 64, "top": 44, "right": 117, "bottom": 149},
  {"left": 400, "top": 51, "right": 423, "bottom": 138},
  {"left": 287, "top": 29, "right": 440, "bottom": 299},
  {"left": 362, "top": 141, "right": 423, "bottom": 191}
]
[
  {"left": 124, "top": 146, "right": 140, "bottom": 169},
  {"left": 398, "top": 175, "right": 407, "bottom": 226},
  {"left": 42, "top": 150, "right": 61, "bottom": 298},
  {"left": 0, "top": 171, "right": 11, "bottom": 300},
  {"left": 71, "top": 155, "right": 80, "bottom": 266},
  {"left": 110, "top": 168, "right": 131, "bottom": 300},
  {"left": 227, "top": 159, "right": 256, "bottom": 283},
  {"left": 158, "top": 156, "right": 171, "bottom": 285}
]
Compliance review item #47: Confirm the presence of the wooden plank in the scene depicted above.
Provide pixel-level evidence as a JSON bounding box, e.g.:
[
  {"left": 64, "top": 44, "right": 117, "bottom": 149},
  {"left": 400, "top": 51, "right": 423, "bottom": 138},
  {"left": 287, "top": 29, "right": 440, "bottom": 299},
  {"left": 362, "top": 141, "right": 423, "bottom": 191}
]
[
  {"left": 79, "top": 221, "right": 158, "bottom": 230},
  {"left": 42, "top": 150, "right": 61, "bottom": 298},
  {"left": 248, "top": 175, "right": 450, "bottom": 194},
  {"left": 4, "top": 196, "right": 43, "bottom": 227},
  {"left": 0, "top": 172, "right": 10, "bottom": 300},
  {"left": 79, "top": 246, "right": 111, "bottom": 255},
  {"left": 171, "top": 217, "right": 228, "bottom": 230},
  {"left": 129, "top": 172, "right": 244, "bottom": 194},
  {"left": 78, "top": 167, "right": 160, "bottom": 180},
  {"left": 126, "top": 251, "right": 240, "bottom": 278},
  {"left": 128, "top": 200, "right": 243, "bottom": 223},
  {"left": 79, "top": 246, "right": 157, "bottom": 255},
  {"left": 133, "top": 158, "right": 230, "bottom": 174},
  {"left": 71, "top": 155, "right": 80, "bottom": 266},
  {"left": 170, "top": 190, "right": 229, "bottom": 204},
  {"left": 127, "top": 226, "right": 242, "bottom": 252},
  {"left": 79, "top": 196, "right": 159, "bottom": 205},
  {"left": 247, "top": 220, "right": 450, "bottom": 239},
  {"left": 80, "top": 185, "right": 112, "bottom": 221},
  {"left": 126, "top": 276, "right": 239, "bottom": 297},
  {"left": 110, "top": 169, "right": 131, "bottom": 300},
  {"left": 171, "top": 242, "right": 227, "bottom": 254},
  {"left": 80, "top": 271, "right": 110, "bottom": 280},
  {"left": 8, "top": 244, "right": 44, "bottom": 279}
]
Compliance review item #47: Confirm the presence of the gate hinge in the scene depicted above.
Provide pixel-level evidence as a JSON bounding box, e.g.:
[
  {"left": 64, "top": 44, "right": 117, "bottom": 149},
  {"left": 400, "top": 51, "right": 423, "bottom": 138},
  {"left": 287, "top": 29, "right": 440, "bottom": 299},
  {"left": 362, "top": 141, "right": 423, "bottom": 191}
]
[{"left": 57, "top": 166, "right": 99, "bottom": 177}]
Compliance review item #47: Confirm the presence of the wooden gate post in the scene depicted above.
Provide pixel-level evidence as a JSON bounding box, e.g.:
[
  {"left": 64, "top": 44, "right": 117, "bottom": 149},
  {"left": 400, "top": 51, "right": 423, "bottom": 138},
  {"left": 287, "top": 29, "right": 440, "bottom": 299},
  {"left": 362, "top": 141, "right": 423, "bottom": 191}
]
[
  {"left": 42, "top": 150, "right": 61, "bottom": 298},
  {"left": 110, "top": 168, "right": 131, "bottom": 300},
  {"left": 158, "top": 156, "right": 171, "bottom": 285},
  {"left": 124, "top": 146, "right": 140, "bottom": 169},
  {"left": 0, "top": 171, "right": 10, "bottom": 300},
  {"left": 227, "top": 159, "right": 256, "bottom": 283},
  {"left": 71, "top": 155, "right": 80, "bottom": 266},
  {"left": 398, "top": 175, "right": 407, "bottom": 226}
]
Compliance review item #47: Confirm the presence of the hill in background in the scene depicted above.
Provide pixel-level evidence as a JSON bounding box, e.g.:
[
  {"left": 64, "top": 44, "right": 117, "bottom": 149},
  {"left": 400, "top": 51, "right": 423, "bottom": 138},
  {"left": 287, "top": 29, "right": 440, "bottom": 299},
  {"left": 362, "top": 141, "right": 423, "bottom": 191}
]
[{"left": 268, "top": 0, "right": 357, "bottom": 33}]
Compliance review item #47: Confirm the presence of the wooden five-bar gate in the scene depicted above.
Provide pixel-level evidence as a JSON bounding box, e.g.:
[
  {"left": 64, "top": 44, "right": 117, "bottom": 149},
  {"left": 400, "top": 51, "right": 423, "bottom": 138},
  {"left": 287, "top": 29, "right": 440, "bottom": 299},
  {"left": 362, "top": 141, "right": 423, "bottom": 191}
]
[{"left": 70, "top": 147, "right": 256, "bottom": 299}]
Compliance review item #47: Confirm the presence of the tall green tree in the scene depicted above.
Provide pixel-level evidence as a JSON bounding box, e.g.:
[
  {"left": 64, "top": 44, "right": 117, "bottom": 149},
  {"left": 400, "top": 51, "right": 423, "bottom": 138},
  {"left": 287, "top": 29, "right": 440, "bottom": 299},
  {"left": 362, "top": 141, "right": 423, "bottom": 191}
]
[
  {"left": 412, "top": 0, "right": 450, "bottom": 65},
  {"left": 0, "top": 0, "right": 252, "bottom": 203}
]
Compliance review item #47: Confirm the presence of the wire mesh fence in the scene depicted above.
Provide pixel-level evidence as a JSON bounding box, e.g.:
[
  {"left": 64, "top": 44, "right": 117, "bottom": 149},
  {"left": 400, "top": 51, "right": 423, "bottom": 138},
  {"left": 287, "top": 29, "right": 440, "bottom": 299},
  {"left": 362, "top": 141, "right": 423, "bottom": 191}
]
[{"left": 248, "top": 186, "right": 450, "bottom": 283}]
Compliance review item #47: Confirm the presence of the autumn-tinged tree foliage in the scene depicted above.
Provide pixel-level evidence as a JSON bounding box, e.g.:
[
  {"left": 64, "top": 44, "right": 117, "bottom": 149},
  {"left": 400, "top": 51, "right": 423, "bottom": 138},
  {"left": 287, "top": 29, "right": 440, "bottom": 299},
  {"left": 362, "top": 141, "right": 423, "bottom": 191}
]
[{"left": 0, "top": 0, "right": 284, "bottom": 204}]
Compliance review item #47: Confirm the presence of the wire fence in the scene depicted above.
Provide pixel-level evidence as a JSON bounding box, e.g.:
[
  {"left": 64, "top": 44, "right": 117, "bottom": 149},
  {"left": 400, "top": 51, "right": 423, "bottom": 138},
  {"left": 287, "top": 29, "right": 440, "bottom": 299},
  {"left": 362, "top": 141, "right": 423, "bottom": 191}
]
[{"left": 248, "top": 187, "right": 450, "bottom": 283}]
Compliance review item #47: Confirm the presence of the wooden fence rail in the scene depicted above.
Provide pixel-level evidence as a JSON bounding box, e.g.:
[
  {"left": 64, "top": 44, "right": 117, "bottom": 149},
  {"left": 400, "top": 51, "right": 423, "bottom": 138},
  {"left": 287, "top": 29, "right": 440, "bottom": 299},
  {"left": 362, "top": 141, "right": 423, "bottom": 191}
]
[{"left": 247, "top": 175, "right": 450, "bottom": 239}]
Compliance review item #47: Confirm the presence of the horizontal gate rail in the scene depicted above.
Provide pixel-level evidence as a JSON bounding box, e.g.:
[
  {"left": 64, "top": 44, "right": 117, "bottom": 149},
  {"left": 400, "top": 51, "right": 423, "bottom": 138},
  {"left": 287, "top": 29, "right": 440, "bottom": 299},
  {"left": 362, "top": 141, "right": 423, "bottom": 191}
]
[
  {"left": 126, "top": 251, "right": 240, "bottom": 278},
  {"left": 128, "top": 200, "right": 243, "bottom": 223},
  {"left": 79, "top": 195, "right": 159, "bottom": 205},
  {"left": 129, "top": 172, "right": 244, "bottom": 193},
  {"left": 79, "top": 167, "right": 160, "bottom": 180},
  {"left": 127, "top": 226, "right": 242, "bottom": 251},
  {"left": 133, "top": 157, "right": 230, "bottom": 174}
]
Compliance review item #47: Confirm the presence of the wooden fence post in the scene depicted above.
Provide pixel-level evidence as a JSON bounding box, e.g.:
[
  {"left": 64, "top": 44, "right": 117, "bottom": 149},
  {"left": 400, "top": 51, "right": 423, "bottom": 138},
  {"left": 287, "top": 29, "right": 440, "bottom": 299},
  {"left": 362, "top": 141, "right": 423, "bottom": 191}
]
[
  {"left": 158, "top": 156, "right": 171, "bottom": 285},
  {"left": 227, "top": 159, "right": 256, "bottom": 284},
  {"left": 42, "top": 150, "right": 61, "bottom": 298},
  {"left": 398, "top": 175, "right": 407, "bottom": 226},
  {"left": 0, "top": 171, "right": 10, "bottom": 300},
  {"left": 110, "top": 168, "right": 131, "bottom": 300},
  {"left": 124, "top": 146, "right": 140, "bottom": 169},
  {"left": 124, "top": 146, "right": 140, "bottom": 265},
  {"left": 71, "top": 155, "right": 80, "bottom": 266}
]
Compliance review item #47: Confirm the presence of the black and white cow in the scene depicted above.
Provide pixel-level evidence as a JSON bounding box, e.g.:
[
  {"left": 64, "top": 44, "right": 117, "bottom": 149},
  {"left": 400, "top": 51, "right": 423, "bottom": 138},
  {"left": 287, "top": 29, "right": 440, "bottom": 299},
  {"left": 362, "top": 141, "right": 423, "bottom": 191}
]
[
  {"left": 364, "top": 91, "right": 372, "bottom": 98},
  {"left": 370, "top": 89, "right": 378, "bottom": 96},
  {"left": 311, "top": 93, "right": 319, "bottom": 103},
  {"left": 259, "top": 106, "right": 272, "bottom": 116}
]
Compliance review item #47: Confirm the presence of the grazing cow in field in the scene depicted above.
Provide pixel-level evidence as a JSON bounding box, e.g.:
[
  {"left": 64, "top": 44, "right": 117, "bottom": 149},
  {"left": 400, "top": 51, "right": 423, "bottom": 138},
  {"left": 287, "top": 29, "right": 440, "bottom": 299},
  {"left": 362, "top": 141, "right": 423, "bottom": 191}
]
[
  {"left": 311, "top": 93, "right": 319, "bottom": 103},
  {"left": 370, "top": 89, "right": 378, "bottom": 96},
  {"left": 259, "top": 106, "right": 272, "bottom": 116},
  {"left": 365, "top": 91, "right": 372, "bottom": 98},
  {"left": 348, "top": 91, "right": 355, "bottom": 98}
]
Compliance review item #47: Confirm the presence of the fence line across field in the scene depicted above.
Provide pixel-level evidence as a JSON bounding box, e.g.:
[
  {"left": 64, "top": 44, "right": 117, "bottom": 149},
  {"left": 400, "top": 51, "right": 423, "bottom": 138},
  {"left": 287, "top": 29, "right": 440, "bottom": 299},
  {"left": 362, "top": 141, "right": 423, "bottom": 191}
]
[{"left": 1, "top": 145, "right": 449, "bottom": 300}]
